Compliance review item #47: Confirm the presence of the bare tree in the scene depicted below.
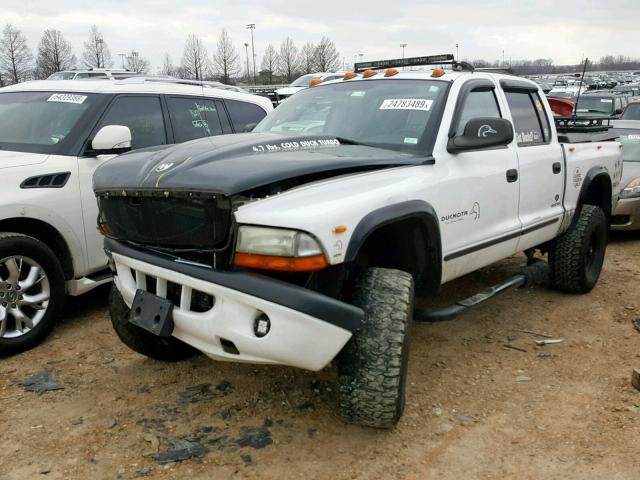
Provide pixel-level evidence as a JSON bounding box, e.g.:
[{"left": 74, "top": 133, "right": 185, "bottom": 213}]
[
  {"left": 160, "top": 52, "right": 176, "bottom": 76},
  {"left": 212, "top": 29, "right": 240, "bottom": 84},
  {"left": 181, "top": 34, "right": 208, "bottom": 80},
  {"left": 277, "top": 37, "right": 298, "bottom": 82},
  {"left": 314, "top": 36, "right": 340, "bottom": 72},
  {"left": 298, "top": 42, "right": 316, "bottom": 74},
  {"left": 260, "top": 44, "right": 278, "bottom": 84},
  {"left": 0, "top": 24, "right": 33, "bottom": 84},
  {"left": 82, "top": 25, "right": 112, "bottom": 68},
  {"left": 126, "top": 50, "right": 150, "bottom": 73},
  {"left": 35, "top": 29, "right": 76, "bottom": 79}
]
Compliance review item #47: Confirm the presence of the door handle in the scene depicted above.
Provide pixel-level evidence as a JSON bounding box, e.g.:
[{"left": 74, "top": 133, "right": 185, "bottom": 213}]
[
  {"left": 506, "top": 169, "right": 518, "bottom": 183},
  {"left": 553, "top": 162, "right": 562, "bottom": 174}
]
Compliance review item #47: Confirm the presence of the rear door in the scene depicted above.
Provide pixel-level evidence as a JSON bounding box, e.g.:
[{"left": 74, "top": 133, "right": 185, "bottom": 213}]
[
  {"left": 164, "top": 96, "right": 230, "bottom": 143},
  {"left": 499, "top": 82, "right": 564, "bottom": 252}
]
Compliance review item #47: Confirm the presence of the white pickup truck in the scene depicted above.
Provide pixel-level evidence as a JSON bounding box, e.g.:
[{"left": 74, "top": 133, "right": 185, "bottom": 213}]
[
  {"left": 94, "top": 55, "right": 623, "bottom": 428},
  {"left": 0, "top": 79, "right": 272, "bottom": 355}
]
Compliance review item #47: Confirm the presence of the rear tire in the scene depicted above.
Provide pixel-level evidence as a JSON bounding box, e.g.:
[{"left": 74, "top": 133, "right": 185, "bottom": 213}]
[
  {"left": 109, "top": 286, "right": 198, "bottom": 361},
  {"left": 337, "top": 268, "right": 414, "bottom": 428},
  {"left": 548, "top": 205, "right": 607, "bottom": 293},
  {"left": 0, "top": 233, "right": 65, "bottom": 356}
]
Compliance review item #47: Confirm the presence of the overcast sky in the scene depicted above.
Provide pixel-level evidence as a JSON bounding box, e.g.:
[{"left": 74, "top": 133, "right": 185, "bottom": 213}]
[{"left": 3, "top": 0, "right": 639, "bottom": 73}]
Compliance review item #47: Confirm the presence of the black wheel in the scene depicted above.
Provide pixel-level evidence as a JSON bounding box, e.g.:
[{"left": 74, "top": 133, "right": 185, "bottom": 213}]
[
  {"left": 109, "top": 286, "right": 198, "bottom": 361},
  {"left": 337, "top": 268, "right": 414, "bottom": 428},
  {"left": 548, "top": 205, "right": 608, "bottom": 294},
  {"left": 0, "top": 233, "right": 65, "bottom": 356}
]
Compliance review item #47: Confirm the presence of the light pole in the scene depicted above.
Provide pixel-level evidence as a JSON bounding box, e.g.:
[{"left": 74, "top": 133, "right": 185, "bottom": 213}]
[
  {"left": 246, "top": 24, "right": 256, "bottom": 84},
  {"left": 502, "top": 49, "right": 505, "bottom": 67},
  {"left": 455, "top": 43, "right": 459, "bottom": 60},
  {"left": 244, "top": 43, "right": 250, "bottom": 84},
  {"left": 400, "top": 43, "right": 407, "bottom": 70},
  {"left": 118, "top": 53, "right": 126, "bottom": 69},
  {"left": 96, "top": 37, "right": 104, "bottom": 68}
]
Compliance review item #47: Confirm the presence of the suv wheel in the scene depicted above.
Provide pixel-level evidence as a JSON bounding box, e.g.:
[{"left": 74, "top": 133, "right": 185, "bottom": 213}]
[
  {"left": 0, "top": 233, "right": 65, "bottom": 356},
  {"left": 109, "top": 286, "right": 198, "bottom": 361},
  {"left": 549, "top": 205, "right": 608, "bottom": 293},
  {"left": 337, "top": 267, "right": 414, "bottom": 428}
]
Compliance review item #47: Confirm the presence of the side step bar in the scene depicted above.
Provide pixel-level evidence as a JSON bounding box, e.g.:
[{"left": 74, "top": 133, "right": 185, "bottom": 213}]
[{"left": 416, "top": 261, "right": 549, "bottom": 323}]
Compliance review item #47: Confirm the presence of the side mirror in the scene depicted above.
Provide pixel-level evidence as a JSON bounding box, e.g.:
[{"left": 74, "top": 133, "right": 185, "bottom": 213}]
[
  {"left": 91, "top": 125, "right": 132, "bottom": 154},
  {"left": 614, "top": 109, "right": 623, "bottom": 116},
  {"left": 448, "top": 117, "right": 514, "bottom": 153}
]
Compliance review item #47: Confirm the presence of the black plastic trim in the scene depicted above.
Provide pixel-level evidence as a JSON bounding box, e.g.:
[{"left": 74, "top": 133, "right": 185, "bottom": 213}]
[
  {"left": 344, "top": 200, "right": 442, "bottom": 293},
  {"left": 444, "top": 217, "right": 559, "bottom": 261},
  {"left": 105, "top": 238, "right": 363, "bottom": 332},
  {"left": 448, "top": 79, "right": 499, "bottom": 138},
  {"left": 20, "top": 172, "right": 71, "bottom": 189},
  {"left": 571, "top": 166, "right": 612, "bottom": 226},
  {"left": 499, "top": 79, "right": 539, "bottom": 91}
]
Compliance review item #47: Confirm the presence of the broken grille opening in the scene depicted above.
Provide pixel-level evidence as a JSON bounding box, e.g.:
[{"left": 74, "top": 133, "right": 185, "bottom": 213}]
[{"left": 132, "top": 270, "right": 215, "bottom": 313}]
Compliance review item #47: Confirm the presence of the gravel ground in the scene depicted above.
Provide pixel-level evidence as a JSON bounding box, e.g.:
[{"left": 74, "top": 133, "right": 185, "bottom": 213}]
[{"left": 1, "top": 232, "right": 639, "bottom": 480}]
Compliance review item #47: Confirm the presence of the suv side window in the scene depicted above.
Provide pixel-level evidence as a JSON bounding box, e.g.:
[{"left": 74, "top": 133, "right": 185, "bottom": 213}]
[
  {"left": 504, "top": 90, "right": 545, "bottom": 146},
  {"left": 225, "top": 100, "right": 267, "bottom": 132},
  {"left": 455, "top": 89, "right": 501, "bottom": 136},
  {"left": 166, "top": 97, "right": 224, "bottom": 143},
  {"left": 97, "top": 95, "right": 167, "bottom": 150}
]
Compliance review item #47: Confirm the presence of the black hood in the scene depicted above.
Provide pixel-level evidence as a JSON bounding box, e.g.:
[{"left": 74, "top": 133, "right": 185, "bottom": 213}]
[{"left": 93, "top": 133, "right": 426, "bottom": 196}]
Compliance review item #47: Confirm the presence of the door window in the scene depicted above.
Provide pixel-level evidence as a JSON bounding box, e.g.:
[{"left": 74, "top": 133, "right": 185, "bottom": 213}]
[
  {"left": 505, "top": 91, "right": 545, "bottom": 146},
  {"left": 225, "top": 100, "right": 267, "bottom": 132},
  {"left": 455, "top": 89, "right": 501, "bottom": 136},
  {"left": 166, "top": 97, "right": 224, "bottom": 143},
  {"left": 97, "top": 96, "right": 167, "bottom": 150}
]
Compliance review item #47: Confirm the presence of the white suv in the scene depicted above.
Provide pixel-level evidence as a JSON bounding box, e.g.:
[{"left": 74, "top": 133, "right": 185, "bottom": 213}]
[{"left": 0, "top": 78, "right": 272, "bottom": 354}]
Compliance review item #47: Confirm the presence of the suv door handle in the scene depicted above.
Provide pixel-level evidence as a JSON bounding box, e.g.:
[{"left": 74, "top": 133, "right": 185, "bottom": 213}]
[
  {"left": 506, "top": 169, "right": 518, "bottom": 183},
  {"left": 553, "top": 162, "right": 562, "bottom": 174}
]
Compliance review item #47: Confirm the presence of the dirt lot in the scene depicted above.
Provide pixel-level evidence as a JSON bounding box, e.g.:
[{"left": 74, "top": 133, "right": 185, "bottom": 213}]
[{"left": 2, "top": 233, "right": 640, "bottom": 480}]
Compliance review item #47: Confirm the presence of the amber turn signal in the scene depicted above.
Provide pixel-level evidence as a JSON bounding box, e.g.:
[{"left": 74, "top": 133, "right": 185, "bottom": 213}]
[
  {"left": 431, "top": 68, "right": 445, "bottom": 78},
  {"left": 310, "top": 78, "right": 322, "bottom": 86},
  {"left": 384, "top": 68, "right": 398, "bottom": 77},
  {"left": 362, "top": 69, "right": 376, "bottom": 78},
  {"left": 343, "top": 72, "right": 357, "bottom": 80},
  {"left": 234, "top": 253, "right": 328, "bottom": 272}
]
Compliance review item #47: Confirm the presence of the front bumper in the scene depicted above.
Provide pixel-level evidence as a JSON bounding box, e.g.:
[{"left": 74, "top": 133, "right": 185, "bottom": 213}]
[
  {"left": 105, "top": 239, "right": 363, "bottom": 371},
  {"left": 611, "top": 197, "right": 640, "bottom": 231}
]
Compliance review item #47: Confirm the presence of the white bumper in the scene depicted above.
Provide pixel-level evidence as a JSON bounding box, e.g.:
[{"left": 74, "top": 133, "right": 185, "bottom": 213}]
[{"left": 112, "top": 252, "right": 354, "bottom": 371}]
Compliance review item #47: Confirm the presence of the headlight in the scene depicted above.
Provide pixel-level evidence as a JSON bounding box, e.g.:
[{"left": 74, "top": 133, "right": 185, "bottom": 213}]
[
  {"left": 235, "top": 226, "right": 327, "bottom": 271},
  {"left": 620, "top": 177, "right": 640, "bottom": 199}
]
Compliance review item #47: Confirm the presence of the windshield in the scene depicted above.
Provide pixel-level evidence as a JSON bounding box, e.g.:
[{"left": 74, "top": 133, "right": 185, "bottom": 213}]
[
  {"left": 0, "top": 91, "right": 98, "bottom": 154},
  {"left": 622, "top": 104, "right": 640, "bottom": 120},
  {"left": 290, "top": 75, "right": 321, "bottom": 87},
  {"left": 615, "top": 130, "right": 640, "bottom": 162},
  {"left": 575, "top": 96, "right": 614, "bottom": 114},
  {"left": 255, "top": 79, "right": 446, "bottom": 152},
  {"left": 47, "top": 72, "right": 76, "bottom": 80}
]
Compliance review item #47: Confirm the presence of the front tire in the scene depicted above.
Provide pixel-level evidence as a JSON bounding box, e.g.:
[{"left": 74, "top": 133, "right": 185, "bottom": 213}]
[
  {"left": 337, "top": 268, "right": 414, "bottom": 428},
  {"left": 109, "top": 286, "right": 198, "bottom": 361},
  {"left": 0, "top": 233, "right": 65, "bottom": 356},
  {"left": 548, "top": 205, "right": 608, "bottom": 293}
]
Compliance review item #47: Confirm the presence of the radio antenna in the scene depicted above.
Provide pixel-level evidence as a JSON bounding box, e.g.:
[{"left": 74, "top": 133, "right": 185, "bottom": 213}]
[{"left": 572, "top": 57, "right": 589, "bottom": 117}]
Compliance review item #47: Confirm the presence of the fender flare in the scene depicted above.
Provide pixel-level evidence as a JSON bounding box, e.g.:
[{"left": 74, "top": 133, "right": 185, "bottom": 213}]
[
  {"left": 344, "top": 200, "right": 442, "bottom": 293},
  {"left": 574, "top": 166, "right": 612, "bottom": 222}
]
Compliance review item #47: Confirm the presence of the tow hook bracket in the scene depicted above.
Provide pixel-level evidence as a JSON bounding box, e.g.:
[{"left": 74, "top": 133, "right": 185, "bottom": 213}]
[
  {"left": 129, "top": 289, "right": 175, "bottom": 337},
  {"left": 416, "top": 261, "right": 549, "bottom": 323}
]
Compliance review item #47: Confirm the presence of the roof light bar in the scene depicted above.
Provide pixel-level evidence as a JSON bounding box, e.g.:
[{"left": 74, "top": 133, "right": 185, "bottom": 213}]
[{"left": 354, "top": 54, "right": 455, "bottom": 72}]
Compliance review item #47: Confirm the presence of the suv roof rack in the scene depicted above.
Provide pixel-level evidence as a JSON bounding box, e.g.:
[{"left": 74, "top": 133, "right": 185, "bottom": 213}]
[
  {"left": 354, "top": 54, "right": 475, "bottom": 73},
  {"left": 115, "top": 76, "right": 243, "bottom": 91}
]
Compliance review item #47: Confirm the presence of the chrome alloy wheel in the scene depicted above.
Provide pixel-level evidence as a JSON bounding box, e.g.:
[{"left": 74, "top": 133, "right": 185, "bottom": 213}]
[{"left": 0, "top": 256, "right": 50, "bottom": 338}]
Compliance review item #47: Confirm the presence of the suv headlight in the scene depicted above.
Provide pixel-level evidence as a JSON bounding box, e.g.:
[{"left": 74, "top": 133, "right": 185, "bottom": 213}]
[
  {"left": 620, "top": 177, "right": 640, "bottom": 199},
  {"left": 234, "top": 226, "right": 327, "bottom": 271}
]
